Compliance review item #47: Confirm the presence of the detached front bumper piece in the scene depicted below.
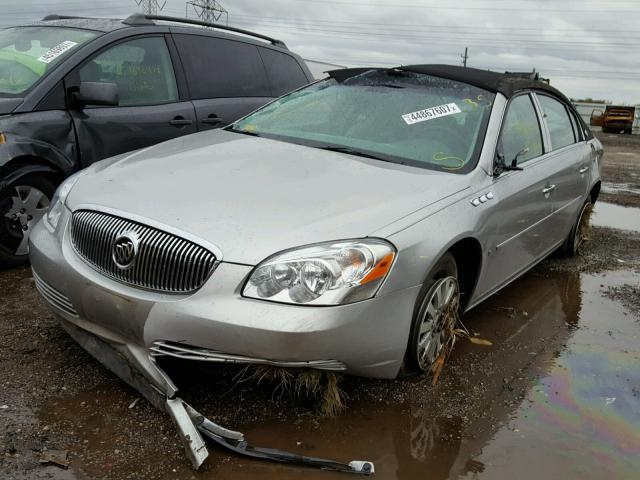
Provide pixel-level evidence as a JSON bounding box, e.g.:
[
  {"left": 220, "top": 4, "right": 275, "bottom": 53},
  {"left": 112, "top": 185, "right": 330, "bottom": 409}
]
[{"left": 60, "top": 319, "right": 375, "bottom": 475}]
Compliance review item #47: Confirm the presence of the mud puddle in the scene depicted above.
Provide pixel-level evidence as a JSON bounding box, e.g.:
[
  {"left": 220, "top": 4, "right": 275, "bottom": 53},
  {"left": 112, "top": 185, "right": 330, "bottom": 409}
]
[
  {"left": 35, "top": 269, "right": 640, "bottom": 479},
  {"left": 601, "top": 182, "right": 640, "bottom": 197},
  {"left": 196, "top": 270, "right": 640, "bottom": 479},
  {"left": 591, "top": 202, "right": 640, "bottom": 232}
]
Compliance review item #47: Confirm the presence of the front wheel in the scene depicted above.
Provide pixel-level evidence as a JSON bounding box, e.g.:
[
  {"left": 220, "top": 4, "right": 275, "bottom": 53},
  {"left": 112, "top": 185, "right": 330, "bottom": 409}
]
[
  {"left": 405, "top": 253, "right": 460, "bottom": 374},
  {"left": 0, "top": 173, "right": 56, "bottom": 268}
]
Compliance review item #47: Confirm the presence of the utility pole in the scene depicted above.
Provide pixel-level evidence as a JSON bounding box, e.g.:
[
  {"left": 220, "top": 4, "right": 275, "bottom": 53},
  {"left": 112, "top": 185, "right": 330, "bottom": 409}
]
[
  {"left": 135, "top": 0, "right": 166, "bottom": 15},
  {"left": 186, "top": 0, "right": 229, "bottom": 25},
  {"left": 460, "top": 47, "right": 469, "bottom": 67}
]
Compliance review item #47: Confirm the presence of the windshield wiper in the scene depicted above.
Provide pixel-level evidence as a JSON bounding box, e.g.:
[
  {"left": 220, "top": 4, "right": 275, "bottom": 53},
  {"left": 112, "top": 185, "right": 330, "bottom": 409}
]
[{"left": 317, "top": 145, "right": 394, "bottom": 163}]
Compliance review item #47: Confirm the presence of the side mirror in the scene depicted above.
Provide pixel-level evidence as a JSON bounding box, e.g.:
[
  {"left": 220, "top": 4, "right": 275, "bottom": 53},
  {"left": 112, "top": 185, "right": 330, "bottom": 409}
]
[{"left": 72, "top": 82, "right": 119, "bottom": 107}]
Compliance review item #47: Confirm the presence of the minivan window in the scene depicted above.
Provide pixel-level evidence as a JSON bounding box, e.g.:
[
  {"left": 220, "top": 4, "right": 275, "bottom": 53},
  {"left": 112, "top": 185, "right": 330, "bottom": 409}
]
[
  {"left": 174, "top": 34, "right": 269, "bottom": 99},
  {"left": 0, "top": 26, "right": 97, "bottom": 96},
  {"left": 259, "top": 47, "right": 308, "bottom": 96},
  {"left": 499, "top": 94, "right": 543, "bottom": 164},
  {"left": 79, "top": 37, "right": 178, "bottom": 107},
  {"left": 537, "top": 95, "right": 575, "bottom": 150},
  {"left": 231, "top": 70, "right": 495, "bottom": 173}
]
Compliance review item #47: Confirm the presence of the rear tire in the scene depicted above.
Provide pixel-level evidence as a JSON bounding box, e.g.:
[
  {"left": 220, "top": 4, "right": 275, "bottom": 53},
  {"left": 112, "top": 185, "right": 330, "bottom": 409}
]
[
  {"left": 404, "top": 253, "right": 459, "bottom": 375},
  {"left": 560, "top": 200, "right": 592, "bottom": 257},
  {"left": 0, "top": 173, "right": 56, "bottom": 269}
]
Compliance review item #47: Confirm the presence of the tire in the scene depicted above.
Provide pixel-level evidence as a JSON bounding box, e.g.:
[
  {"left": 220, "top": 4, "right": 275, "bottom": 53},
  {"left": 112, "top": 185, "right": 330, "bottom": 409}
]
[
  {"left": 404, "top": 252, "right": 460, "bottom": 375},
  {"left": 0, "top": 173, "right": 56, "bottom": 269},
  {"left": 560, "top": 200, "right": 592, "bottom": 257}
]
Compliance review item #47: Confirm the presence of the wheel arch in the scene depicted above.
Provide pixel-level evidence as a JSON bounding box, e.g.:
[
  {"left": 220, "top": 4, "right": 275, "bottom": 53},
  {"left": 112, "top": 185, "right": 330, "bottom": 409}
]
[
  {"left": 590, "top": 181, "right": 601, "bottom": 204},
  {"left": 0, "top": 156, "right": 66, "bottom": 190},
  {"left": 447, "top": 236, "right": 483, "bottom": 309}
]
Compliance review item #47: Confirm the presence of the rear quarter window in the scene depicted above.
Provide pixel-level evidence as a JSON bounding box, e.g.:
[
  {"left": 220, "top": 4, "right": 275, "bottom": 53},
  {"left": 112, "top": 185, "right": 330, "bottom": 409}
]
[
  {"left": 174, "top": 34, "right": 270, "bottom": 99},
  {"left": 258, "top": 47, "right": 309, "bottom": 97}
]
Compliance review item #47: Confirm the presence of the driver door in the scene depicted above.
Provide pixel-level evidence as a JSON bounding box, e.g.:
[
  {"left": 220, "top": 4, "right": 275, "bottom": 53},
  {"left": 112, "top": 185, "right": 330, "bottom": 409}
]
[
  {"left": 65, "top": 35, "right": 196, "bottom": 167},
  {"left": 475, "top": 93, "right": 557, "bottom": 299}
]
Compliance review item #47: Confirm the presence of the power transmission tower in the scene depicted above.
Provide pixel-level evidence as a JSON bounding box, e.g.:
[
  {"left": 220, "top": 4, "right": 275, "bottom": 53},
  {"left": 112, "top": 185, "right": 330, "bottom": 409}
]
[
  {"left": 186, "top": 0, "right": 229, "bottom": 25},
  {"left": 135, "top": 0, "right": 166, "bottom": 15},
  {"left": 460, "top": 47, "right": 469, "bottom": 67}
]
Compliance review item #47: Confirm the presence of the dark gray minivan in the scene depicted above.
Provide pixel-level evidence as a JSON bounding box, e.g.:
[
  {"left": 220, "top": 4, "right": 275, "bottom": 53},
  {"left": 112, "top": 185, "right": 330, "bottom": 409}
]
[{"left": 0, "top": 14, "right": 313, "bottom": 267}]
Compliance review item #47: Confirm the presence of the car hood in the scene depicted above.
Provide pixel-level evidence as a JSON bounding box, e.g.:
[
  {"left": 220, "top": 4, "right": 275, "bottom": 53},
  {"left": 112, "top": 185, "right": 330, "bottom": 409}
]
[
  {"left": 68, "top": 130, "right": 470, "bottom": 265},
  {"left": 0, "top": 97, "right": 22, "bottom": 115}
]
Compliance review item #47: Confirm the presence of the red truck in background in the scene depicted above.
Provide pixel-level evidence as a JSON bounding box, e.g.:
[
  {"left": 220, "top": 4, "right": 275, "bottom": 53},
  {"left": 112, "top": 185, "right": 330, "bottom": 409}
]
[{"left": 590, "top": 105, "right": 635, "bottom": 134}]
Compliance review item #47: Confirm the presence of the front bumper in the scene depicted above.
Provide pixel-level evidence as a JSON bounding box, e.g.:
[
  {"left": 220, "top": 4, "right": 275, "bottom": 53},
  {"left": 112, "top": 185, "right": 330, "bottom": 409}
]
[{"left": 29, "top": 208, "right": 419, "bottom": 383}]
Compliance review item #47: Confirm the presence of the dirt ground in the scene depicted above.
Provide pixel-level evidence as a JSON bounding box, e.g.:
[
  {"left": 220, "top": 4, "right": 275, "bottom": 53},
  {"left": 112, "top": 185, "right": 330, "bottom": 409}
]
[
  {"left": 597, "top": 132, "right": 640, "bottom": 207},
  {"left": 1, "top": 133, "right": 639, "bottom": 480}
]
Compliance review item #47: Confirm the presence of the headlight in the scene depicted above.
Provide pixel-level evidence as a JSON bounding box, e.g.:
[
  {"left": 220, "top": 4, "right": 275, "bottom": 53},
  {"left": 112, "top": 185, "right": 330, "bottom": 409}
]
[
  {"left": 45, "top": 170, "right": 84, "bottom": 230},
  {"left": 243, "top": 239, "right": 396, "bottom": 305}
]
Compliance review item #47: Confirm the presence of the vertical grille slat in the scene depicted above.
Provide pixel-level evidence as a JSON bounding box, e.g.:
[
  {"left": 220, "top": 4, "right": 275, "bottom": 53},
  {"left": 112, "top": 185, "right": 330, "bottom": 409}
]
[{"left": 70, "top": 210, "right": 217, "bottom": 293}]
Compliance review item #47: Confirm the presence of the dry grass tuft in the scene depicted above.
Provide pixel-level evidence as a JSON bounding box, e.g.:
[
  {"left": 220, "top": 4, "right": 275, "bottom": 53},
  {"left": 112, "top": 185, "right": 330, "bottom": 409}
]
[
  {"left": 234, "top": 365, "right": 346, "bottom": 416},
  {"left": 430, "top": 290, "right": 495, "bottom": 385},
  {"left": 430, "top": 294, "right": 469, "bottom": 385}
]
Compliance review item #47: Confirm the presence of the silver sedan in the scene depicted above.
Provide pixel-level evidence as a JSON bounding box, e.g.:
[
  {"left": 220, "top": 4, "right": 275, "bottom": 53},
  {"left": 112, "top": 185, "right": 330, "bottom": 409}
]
[{"left": 30, "top": 64, "right": 602, "bottom": 391}]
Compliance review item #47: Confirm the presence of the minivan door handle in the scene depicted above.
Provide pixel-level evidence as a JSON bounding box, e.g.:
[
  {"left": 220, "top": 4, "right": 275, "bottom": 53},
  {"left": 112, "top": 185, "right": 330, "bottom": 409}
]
[
  {"left": 579, "top": 166, "right": 590, "bottom": 174},
  {"left": 201, "top": 115, "right": 224, "bottom": 126},
  {"left": 169, "top": 116, "right": 193, "bottom": 127},
  {"left": 542, "top": 184, "right": 556, "bottom": 195}
]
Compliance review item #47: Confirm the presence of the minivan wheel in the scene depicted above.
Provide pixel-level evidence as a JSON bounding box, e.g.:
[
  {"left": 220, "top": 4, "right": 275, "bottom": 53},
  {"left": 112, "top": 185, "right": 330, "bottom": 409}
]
[
  {"left": 561, "top": 201, "right": 592, "bottom": 257},
  {"left": 0, "top": 174, "right": 55, "bottom": 268},
  {"left": 405, "top": 253, "right": 460, "bottom": 374}
]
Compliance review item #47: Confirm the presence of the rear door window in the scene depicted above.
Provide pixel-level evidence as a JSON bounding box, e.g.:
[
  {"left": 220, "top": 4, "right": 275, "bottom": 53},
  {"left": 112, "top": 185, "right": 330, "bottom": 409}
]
[
  {"left": 258, "top": 47, "right": 308, "bottom": 96},
  {"left": 173, "top": 34, "right": 269, "bottom": 99},
  {"left": 499, "top": 94, "right": 543, "bottom": 165},
  {"left": 537, "top": 95, "right": 576, "bottom": 150},
  {"left": 79, "top": 36, "right": 178, "bottom": 107}
]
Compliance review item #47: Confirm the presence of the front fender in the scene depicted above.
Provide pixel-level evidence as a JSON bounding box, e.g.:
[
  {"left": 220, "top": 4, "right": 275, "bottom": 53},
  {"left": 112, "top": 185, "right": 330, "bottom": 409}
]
[{"left": 0, "top": 132, "right": 74, "bottom": 175}]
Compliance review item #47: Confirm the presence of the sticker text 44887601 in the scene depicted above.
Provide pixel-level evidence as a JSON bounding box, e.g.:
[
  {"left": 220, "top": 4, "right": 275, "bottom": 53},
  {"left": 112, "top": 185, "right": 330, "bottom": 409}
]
[{"left": 402, "top": 103, "right": 461, "bottom": 125}]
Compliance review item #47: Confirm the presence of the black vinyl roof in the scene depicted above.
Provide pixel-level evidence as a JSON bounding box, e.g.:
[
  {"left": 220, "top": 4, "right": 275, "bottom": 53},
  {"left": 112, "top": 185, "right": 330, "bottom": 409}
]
[{"left": 329, "top": 64, "right": 570, "bottom": 102}]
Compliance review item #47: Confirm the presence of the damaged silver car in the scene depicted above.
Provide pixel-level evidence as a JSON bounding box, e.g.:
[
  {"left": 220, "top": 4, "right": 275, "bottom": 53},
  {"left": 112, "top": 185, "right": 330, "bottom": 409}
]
[{"left": 29, "top": 65, "right": 602, "bottom": 472}]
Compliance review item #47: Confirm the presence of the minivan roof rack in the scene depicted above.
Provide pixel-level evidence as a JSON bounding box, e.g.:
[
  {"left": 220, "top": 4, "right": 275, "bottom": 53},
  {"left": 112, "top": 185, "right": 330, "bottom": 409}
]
[
  {"left": 123, "top": 14, "right": 288, "bottom": 49},
  {"left": 42, "top": 14, "right": 91, "bottom": 21}
]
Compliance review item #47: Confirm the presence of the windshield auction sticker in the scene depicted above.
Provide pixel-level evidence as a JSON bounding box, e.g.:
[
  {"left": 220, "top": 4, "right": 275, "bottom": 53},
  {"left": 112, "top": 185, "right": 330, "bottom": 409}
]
[
  {"left": 402, "top": 103, "right": 461, "bottom": 125},
  {"left": 37, "top": 41, "right": 78, "bottom": 64}
]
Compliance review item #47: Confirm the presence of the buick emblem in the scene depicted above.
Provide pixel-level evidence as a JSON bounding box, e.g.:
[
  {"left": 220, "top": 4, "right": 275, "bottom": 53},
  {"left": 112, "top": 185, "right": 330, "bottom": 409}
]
[{"left": 112, "top": 231, "right": 139, "bottom": 270}]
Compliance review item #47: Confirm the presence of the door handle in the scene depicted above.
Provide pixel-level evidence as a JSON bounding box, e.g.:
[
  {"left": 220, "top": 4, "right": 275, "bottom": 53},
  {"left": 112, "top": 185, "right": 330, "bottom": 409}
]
[
  {"left": 169, "top": 116, "right": 193, "bottom": 127},
  {"left": 579, "top": 166, "right": 590, "bottom": 174},
  {"left": 542, "top": 184, "right": 556, "bottom": 194},
  {"left": 201, "top": 115, "right": 224, "bottom": 125}
]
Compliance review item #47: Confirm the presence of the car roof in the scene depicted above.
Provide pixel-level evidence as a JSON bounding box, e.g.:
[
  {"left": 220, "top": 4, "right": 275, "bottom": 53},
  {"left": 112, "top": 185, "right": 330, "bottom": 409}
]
[{"left": 328, "top": 64, "right": 571, "bottom": 103}]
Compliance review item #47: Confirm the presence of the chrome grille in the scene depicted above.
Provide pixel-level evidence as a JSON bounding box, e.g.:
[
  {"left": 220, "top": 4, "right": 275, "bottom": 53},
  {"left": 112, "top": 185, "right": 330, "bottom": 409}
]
[
  {"left": 33, "top": 270, "right": 78, "bottom": 317},
  {"left": 70, "top": 210, "right": 217, "bottom": 293}
]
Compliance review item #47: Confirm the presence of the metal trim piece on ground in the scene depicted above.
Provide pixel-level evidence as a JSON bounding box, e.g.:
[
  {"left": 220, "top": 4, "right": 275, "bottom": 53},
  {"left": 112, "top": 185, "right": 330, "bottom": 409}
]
[{"left": 58, "top": 318, "right": 374, "bottom": 475}]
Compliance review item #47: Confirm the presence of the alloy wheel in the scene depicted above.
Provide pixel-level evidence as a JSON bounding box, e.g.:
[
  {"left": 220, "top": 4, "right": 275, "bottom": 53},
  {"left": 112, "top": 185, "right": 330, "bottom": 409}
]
[
  {"left": 416, "top": 276, "right": 459, "bottom": 371},
  {"left": 2, "top": 185, "right": 50, "bottom": 256}
]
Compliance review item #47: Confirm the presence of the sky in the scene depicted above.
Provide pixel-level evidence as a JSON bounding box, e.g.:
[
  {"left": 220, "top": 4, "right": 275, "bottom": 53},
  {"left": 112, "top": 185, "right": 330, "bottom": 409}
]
[{"left": 1, "top": 0, "right": 639, "bottom": 104}]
